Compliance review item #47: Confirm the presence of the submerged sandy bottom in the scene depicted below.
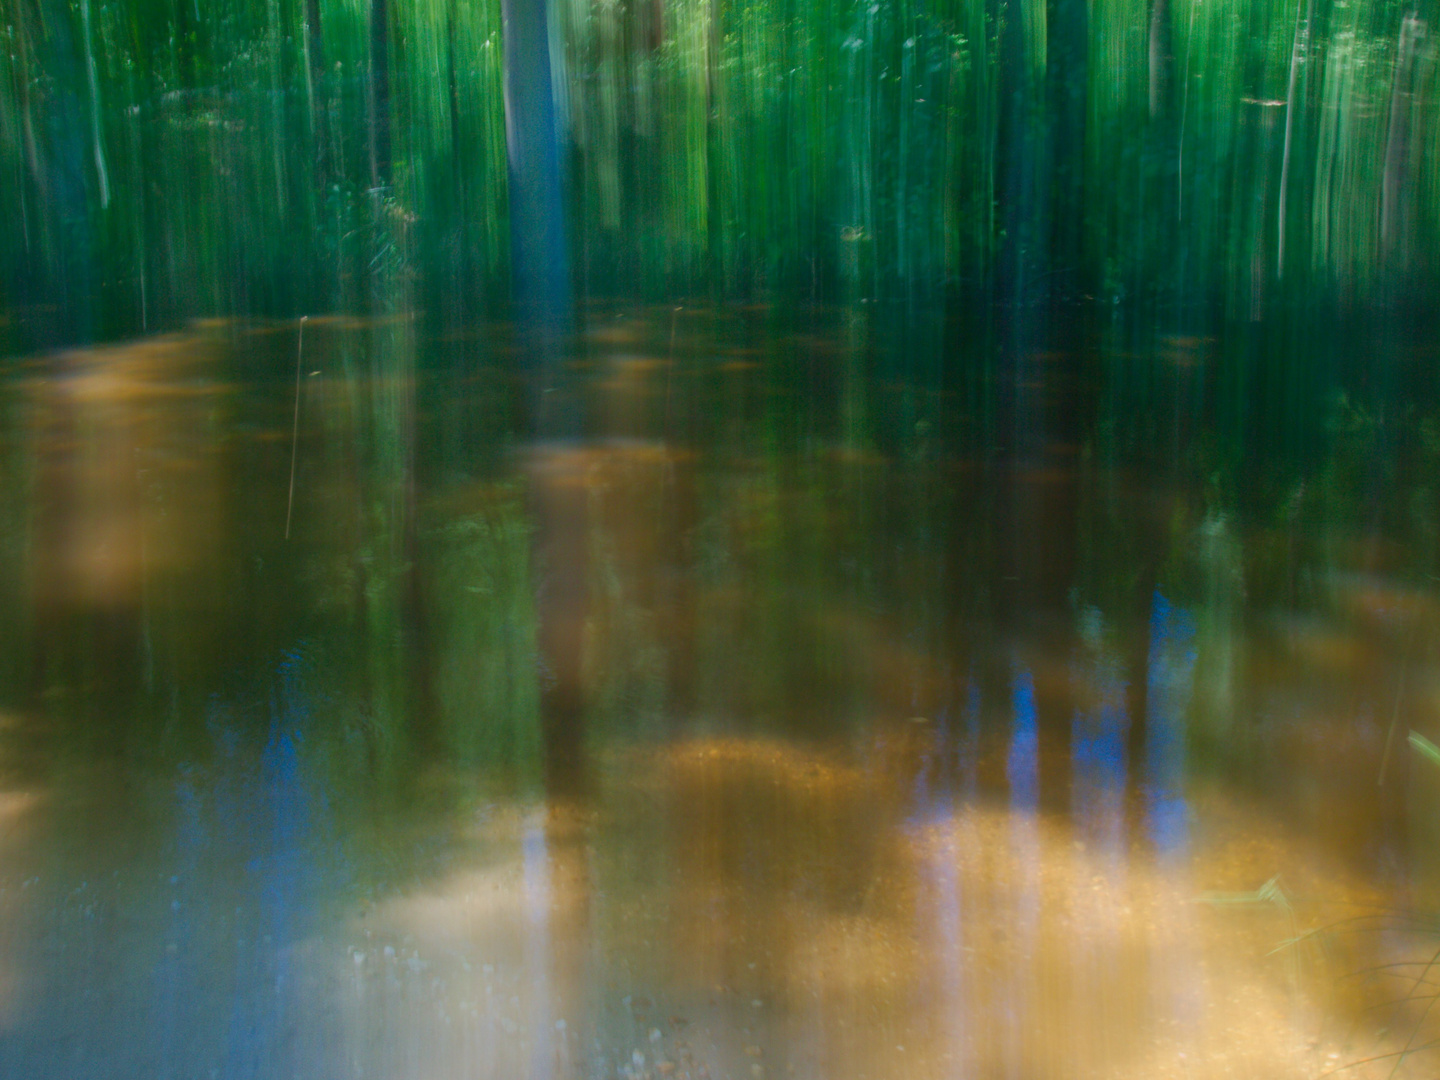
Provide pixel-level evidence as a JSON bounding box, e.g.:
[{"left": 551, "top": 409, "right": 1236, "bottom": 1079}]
[
  {"left": 326, "top": 740, "right": 1419, "bottom": 1080},
  {"left": 0, "top": 734, "right": 1429, "bottom": 1080}
]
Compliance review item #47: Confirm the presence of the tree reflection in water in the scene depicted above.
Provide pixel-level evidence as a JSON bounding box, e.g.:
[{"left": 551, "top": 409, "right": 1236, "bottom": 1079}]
[{"left": 0, "top": 316, "right": 1436, "bottom": 1078}]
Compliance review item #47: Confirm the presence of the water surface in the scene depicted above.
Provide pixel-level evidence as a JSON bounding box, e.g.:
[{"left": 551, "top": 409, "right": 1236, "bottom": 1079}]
[{"left": 0, "top": 312, "right": 1438, "bottom": 1079}]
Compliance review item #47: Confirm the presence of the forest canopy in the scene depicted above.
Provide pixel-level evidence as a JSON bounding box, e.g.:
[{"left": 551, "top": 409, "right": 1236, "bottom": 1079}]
[{"left": 1, "top": 0, "right": 1436, "bottom": 347}]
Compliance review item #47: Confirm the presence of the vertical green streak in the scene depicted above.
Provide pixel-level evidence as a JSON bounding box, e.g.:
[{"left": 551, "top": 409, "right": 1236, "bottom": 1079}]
[
  {"left": 80, "top": 0, "right": 110, "bottom": 209},
  {"left": 0, "top": 0, "right": 1437, "bottom": 344},
  {"left": 1276, "top": 0, "right": 1306, "bottom": 277}
]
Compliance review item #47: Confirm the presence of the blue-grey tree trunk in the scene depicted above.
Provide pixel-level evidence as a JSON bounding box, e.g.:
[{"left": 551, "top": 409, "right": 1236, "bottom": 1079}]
[{"left": 502, "top": 0, "right": 572, "bottom": 424}]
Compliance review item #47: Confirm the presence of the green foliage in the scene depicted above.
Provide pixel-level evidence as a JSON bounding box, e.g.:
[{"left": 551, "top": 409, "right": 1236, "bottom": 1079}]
[{"left": 0, "top": 0, "right": 1437, "bottom": 344}]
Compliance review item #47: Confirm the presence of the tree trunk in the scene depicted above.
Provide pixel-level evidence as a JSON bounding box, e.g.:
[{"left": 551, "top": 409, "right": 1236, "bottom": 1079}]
[
  {"left": 370, "top": 0, "right": 391, "bottom": 188},
  {"left": 502, "top": 0, "right": 571, "bottom": 365},
  {"left": 1148, "top": 0, "right": 1174, "bottom": 121}
]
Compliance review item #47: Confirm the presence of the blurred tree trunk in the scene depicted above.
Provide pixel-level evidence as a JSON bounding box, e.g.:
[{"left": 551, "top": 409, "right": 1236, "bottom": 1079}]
[
  {"left": 370, "top": 0, "right": 391, "bottom": 187},
  {"left": 705, "top": 0, "right": 724, "bottom": 297},
  {"left": 526, "top": 453, "right": 591, "bottom": 801},
  {"left": 1382, "top": 14, "right": 1424, "bottom": 271},
  {"left": 304, "top": 0, "right": 329, "bottom": 179},
  {"left": 502, "top": 0, "right": 570, "bottom": 358},
  {"left": 993, "top": 0, "right": 1050, "bottom": 623},
  {"left": 1145, "top": 0, "right": 1180, "bottom": 308},
  {"left": 504, "top": 0, "right": 583, "bottom": 802},
  {"left": 1047, "top": 0, "right": 1088, "bottom": 303},
  {"left": 1149, "top": 0, "right": 1174, "bottom": 121},
  {"left": 994, "top": 0, "right": 1046, "bottom": 327}
]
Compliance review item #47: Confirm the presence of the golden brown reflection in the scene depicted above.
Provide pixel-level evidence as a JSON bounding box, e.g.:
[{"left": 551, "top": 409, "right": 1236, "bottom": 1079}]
[
  {"left": 331, "top": 737, "right": 1431, "bottom": 1080},
  {"left": 26, "top": 335, "right": 227, "bottom": 612}
]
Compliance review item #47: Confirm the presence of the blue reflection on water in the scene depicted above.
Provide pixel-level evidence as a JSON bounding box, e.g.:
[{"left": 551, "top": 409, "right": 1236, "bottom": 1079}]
[
  {"left": 215, "top": 644, "right": 340, "bottom": 1078},
  {"left": 1071, "top": 607, "right": 1129, "bottom": 858},
  {"left": 1008, "top": 669, "right": 1038, "bottom": 814},
  {"left": 1005, "top": 664, "right": 1040, "bottom": 1080},
  {"left": 523, "top": 811, "right": 554, "bottom": 1080},
  {"left": 1146, "top": 592, "right": 1196, "bottom": 857}
]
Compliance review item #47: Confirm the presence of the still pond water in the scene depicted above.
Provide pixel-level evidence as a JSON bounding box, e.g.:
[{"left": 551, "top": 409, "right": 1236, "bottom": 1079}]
[{"left": 0, "top": 310, "right": 1438, "bottom": 1079}]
